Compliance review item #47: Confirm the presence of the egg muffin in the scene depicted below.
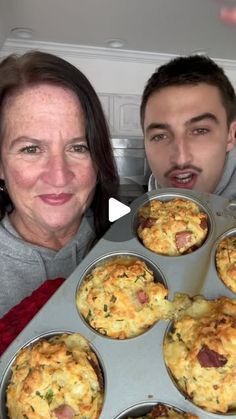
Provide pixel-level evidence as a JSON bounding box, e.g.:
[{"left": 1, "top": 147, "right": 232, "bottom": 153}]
[
  {"left": 127, "top": 402, "right": 198, "bottom": 418},
  {"left": 215, "top": 235, "right": 236, "bottom": 293},
  {"left": 76, "top": 257, "right": 193, "bottom": 339},
  {"left": 137, "top": 198, "right": 208, "bottom": 256},
  {"left": 6, "top": 333, "right": 104, "bottom": 419},
  {"left": 164, "top": 295, "right": 236, "bottom": 413},
  {"left": 76, "top": 256, "right": 171, "bottom": 339}
]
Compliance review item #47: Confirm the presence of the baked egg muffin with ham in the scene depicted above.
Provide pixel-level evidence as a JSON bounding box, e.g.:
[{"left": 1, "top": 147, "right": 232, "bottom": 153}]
[
  {"left": 6, "top": 333, "right": 104, "bottom": 419},
  {"left": 215, "top": 235, "right": 236, "bottom": 293},
  {"left": 76, "top": 256, "right": 170, "bottom": 339},
  {"left": 164, "top": 295, "right": 236, "bottom": 413},
  {"left": 137, "top": 198, "right": 208, "bottom": 256},
  {"left": 76, "top": 256, "right": 192, "bottom": 339}
]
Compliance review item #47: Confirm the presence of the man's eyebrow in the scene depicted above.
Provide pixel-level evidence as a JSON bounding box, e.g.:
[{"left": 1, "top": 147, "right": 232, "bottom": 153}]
[
  {"left": 186, "top": 112, "right": 219, "bottom": 125},
  {"left": 145, "top": 122, "right": 171, "bottom": 135},
  {"left": 145, "top": 113, "right": 219, "bottom": 136}
]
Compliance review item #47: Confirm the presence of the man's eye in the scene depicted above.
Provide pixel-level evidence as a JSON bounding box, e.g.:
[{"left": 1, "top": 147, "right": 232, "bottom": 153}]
[
  {"left": 150, "top": 133, "right": 167, "bottom": 142},
  {"left": 19, "top": 145, "right": 40, "bottom": 154},
  {"left": 193, "top": 128, "right": 209, "bottom": 135},
  {"left": 72, "top": 144, "right": 89, "bottom": 153}
]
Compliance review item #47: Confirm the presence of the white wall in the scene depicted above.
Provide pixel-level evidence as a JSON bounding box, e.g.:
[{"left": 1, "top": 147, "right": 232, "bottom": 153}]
[
  {"left": 67, "top": 56, "right": 156, "bottom": 95},
  {"left": 63, "top": 51, "right": 236, "bottom": 96},
  {"left": 1, "top": 39, "right": 236, "bottom": 96},
  {"left": 0, "top": 1, "right": 12, "bottom": 51}
]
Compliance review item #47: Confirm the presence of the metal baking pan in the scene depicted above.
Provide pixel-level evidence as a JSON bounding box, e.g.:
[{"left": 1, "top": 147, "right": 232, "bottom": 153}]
[{"left": 1, "top": 188, "right": 236, "bottom": 419}]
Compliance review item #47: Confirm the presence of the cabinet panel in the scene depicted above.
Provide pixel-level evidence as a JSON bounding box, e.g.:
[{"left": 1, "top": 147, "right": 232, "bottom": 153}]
[
  {"left": 99, "top": 93, "right": 114, "bottom": 133},
  {"left": 113, "top": 95, "right": 142, "bottom": 136},
  {"left": 99, "top": 93, "right": 142, "bottom": 137}
]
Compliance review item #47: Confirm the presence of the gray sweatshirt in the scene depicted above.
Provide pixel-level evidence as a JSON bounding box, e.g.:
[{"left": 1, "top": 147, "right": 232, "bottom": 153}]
[
  {"left": 148, "top": 147, "right": 236, "bottom": 201},
  {"left": 0, "top": 210, "right": 95, "bottom": 317}
]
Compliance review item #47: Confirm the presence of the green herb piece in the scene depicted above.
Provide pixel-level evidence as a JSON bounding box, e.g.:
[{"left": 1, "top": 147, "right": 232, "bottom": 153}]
[
  {"left": 45, "top": 388, "right": 54, "bottom": 404},
  {"left": 110, "top": 294, "right": 117, "bottom": 303},
  {"left": 118, "top": 272, "right": 128, "bottom": 278},
  {"left": 135, "top": 274, "right": 144, "bottom": 282},
  {"left": 86, "top": 309, "right": 92, "bottom": 321}
]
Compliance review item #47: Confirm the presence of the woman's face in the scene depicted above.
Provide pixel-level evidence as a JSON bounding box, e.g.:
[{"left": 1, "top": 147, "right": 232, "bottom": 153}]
[{"left": 0, "top": 84, "right": 97, "bottom": 240}]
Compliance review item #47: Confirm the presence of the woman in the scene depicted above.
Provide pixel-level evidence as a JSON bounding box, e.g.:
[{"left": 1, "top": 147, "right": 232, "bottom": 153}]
[{"left": 0, "top": 50, "right": 118, "bottom": 316}]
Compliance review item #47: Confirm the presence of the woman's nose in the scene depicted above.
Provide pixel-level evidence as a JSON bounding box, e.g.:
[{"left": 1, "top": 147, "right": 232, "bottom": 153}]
[
  {"left": 41, "top": 154, "right": 73, "bottom": 186},
  {"left": 170, "top": 136, "right": 193, "bottom": 167}
]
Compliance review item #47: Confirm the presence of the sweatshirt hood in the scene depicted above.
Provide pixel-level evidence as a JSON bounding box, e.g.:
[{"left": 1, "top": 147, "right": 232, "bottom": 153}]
[{"left": 214, "top": 147, "right": 236, "bottom": 197}]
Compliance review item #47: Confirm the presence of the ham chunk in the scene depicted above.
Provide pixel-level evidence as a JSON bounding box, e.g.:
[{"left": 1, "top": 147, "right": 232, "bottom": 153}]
[
  {"left": 197, "top": 344, "right": 227, "bottom": 368},
  {"left": 136, "top": 289, "right": 149, "bottom": 304},
  {"left": 53, "top": 405, "right": 75, "bottom": 419},
  {"left": 141, "top": 217, "right": 156, "bottom": 228},
  {"left": 175, "top": 230, "right": 192, "bottom": 251},
  {"left": 200, "top": 218, "right": 208, "bottom": 230}
]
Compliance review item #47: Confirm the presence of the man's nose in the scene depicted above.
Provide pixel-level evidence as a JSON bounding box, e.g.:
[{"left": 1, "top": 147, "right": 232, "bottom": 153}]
[
  {"left": 41, "top": 154, "right": 74, "bottom": 186},
  {"left": 170, "top": 136, "right": 193, "bottom": 167}
]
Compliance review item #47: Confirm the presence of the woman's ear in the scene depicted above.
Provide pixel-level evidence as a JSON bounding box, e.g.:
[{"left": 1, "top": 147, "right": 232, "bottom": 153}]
[{"left": 227, "top": 120, "right": 236, "bottom": 151}]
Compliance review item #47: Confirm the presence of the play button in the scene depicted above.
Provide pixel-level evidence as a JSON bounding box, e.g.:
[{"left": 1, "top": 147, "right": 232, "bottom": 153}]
[{"left": 108, "top": 197, "right": 131, "bottom": 222}]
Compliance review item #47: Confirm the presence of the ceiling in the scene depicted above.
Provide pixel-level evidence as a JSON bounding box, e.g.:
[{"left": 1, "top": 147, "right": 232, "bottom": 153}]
[{"left": 1, "top": 0, "right": 236, "bottom": 61}]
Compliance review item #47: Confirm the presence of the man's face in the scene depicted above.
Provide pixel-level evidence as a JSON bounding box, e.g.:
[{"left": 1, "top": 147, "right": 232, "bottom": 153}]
[{"left": 144, "top": 83, "right": 236, "bottom": 193}]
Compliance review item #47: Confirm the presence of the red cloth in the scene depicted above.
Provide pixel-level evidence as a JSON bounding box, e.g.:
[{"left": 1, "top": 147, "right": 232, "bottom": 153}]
[{"left": 0, "top": 278, "right": 65, "bottom": 355}]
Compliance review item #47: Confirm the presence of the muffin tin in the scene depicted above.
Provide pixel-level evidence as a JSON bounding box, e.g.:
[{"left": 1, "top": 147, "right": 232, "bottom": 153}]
[{"left": 1, "top": 188, "right": 236, "bottom": 419}]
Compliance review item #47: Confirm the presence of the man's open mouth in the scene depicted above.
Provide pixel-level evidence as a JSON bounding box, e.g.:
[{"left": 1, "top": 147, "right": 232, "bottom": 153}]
[{"left": 169, "top": 172, "right": 197, "bottom": 188}]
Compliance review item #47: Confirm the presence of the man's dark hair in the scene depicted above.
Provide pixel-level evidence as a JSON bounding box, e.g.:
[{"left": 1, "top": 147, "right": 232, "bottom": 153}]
[
  {"left": 0, "top": 50, "right": 119, "bottom": 238},
  {"left": 140, "top": 54, "right": 236, "bottom": 129}
]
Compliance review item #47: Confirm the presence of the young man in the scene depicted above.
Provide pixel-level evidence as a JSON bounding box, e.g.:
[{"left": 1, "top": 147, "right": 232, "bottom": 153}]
[{"left": 140, "top": 55, "right": 236, "bottom": 200}]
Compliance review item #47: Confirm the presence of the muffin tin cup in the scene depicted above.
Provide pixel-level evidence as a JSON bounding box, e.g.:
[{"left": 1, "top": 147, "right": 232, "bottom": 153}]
[
  {"left": 1, "top": 188, "right": 236, "bottom": 418},
  {"left": 202, "top": 228, "right": 236, "bottom": 298},
  {"left": 0, "top": 330, "right": 106, "bottom": 419},
  {"left": 163, "top": 319, "right": 236, "bottom": 417},
  {"left": 75, "top": 251, "right": 168, "bottom": 339},
  {"left": 114, "top": 400, "right": 196, "bottom": 418}
]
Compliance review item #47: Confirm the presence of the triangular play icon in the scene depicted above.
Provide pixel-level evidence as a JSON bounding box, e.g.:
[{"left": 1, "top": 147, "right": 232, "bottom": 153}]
[{"left": 108, "top": 197, "right": 131, "bottom": 222}]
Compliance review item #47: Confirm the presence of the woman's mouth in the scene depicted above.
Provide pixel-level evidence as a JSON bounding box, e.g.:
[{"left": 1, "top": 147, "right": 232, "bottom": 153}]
[{"left": 39, "top": 193, "right": 73, "bottom": 205}]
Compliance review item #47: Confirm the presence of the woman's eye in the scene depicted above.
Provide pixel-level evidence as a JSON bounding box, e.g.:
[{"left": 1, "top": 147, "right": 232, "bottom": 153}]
[
  {"left": 72, "top": 144, "right": 89, "bottom": 153},
  {"left": 19, "top": 145, "right": 40, "bottom": 154}
]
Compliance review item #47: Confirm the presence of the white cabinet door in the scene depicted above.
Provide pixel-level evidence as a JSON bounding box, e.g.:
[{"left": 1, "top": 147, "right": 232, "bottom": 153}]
[
  {"left": 99, "top": 94, "right": 114, "bottom": 133},
  {"left": 113, "top": 95, "right": 142, "bottom": 136},
  {"left": 99, "top": 93, "right": 142, "bottom": 137}
]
